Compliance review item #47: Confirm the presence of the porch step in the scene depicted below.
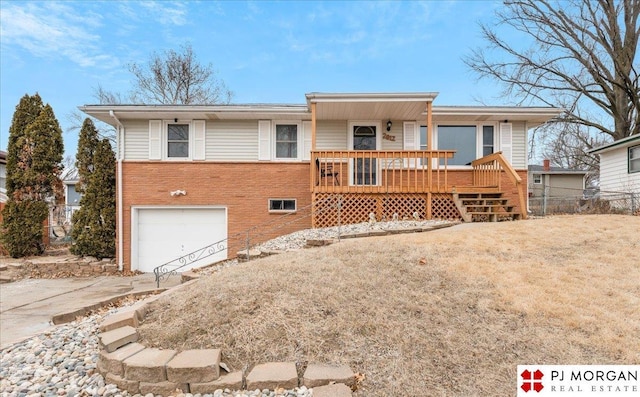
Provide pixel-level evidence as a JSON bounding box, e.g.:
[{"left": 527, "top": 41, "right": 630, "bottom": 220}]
[
  {"left": 464, "top": 204, "right": 514, "bottom": 211},
  {"left": 461, "top": 199, "right": 509, "bottom": 206},
  {"left": 453, "top": 192, "right": 522, "bottom": 223}
]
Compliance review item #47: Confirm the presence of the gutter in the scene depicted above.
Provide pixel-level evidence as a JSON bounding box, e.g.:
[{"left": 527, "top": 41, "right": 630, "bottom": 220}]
[{"left": 109, "top": 110, "right": 124, "bottom": 272}]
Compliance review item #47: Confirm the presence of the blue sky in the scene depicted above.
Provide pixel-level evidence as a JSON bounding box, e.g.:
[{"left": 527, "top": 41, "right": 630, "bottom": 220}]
[{"left": 1, "top": 0, "right": 510, "bottom": 157}]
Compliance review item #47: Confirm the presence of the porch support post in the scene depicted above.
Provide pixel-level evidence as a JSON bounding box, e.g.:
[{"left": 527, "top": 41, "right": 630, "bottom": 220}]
[
  {"left": 310, "top": 102, "right": 317, "bottom": 192},
  {"left": 427, "top": 192, "right": 432, "bottom": 220},
  {"left": 311, "top": 102, "right": 317, "bottom": 151},
  {"left": 427, "top": 101, "right": 433, "bottom": 193}
]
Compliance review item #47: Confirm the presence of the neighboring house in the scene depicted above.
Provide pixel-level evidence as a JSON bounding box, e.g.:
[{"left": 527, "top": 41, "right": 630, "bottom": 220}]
[
  {"left": 61, "top": 167, "right": 82, "bottom": 222},
  {"left": 80, "top": 92, "right": 563, "bottom": 273},
  {"left": 589, "top": 134, "right": 640, "bottom": 210},
  {"left": 528, "top": 160, "right": 589, "bottom": 199},
  {"left": 527, "top": 160, "right": 590, "bottom": 215}
]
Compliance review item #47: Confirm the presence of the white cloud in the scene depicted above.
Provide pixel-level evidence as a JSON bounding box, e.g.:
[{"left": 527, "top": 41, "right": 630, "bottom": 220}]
[
  {"left": 0, "top": 2, "right": 118, "bottom": 68},
  {"left": 138, "top": 1, "right": 188, "bottom": 26}
]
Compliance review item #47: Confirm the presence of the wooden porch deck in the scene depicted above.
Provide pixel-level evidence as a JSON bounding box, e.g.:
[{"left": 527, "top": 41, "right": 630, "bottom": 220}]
[{"left": 310, "top": 151, "right": 526, "bottom": 226}]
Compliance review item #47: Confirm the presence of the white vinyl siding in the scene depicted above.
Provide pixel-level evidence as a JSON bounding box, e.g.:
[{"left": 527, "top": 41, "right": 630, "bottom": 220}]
[
  {"left": 599, "top": 148, "right": 640, "bottom": 194},
  {"left": 316, "top": 121, "right": 348, "bottom": 150},
  {"left": 207, "top": 121, "right": 259, "bottom": 161},
  {"left": 124, "top": 120, "right": 151, "bottom": 160}
]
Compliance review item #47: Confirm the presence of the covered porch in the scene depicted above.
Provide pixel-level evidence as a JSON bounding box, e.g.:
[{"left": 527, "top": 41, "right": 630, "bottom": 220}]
[{"left": 305, "top": 93, "right": 528, "bottom": 226}]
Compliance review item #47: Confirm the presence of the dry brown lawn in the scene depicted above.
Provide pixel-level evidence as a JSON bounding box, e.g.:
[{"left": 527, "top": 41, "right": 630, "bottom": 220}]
[{"left": 138, "top": 215, "right": 640, "bottom": 396}]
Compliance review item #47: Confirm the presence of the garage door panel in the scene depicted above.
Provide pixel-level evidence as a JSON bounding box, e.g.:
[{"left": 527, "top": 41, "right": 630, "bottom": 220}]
[{"left": 135, "top": 208, "right": 227, "bottom": 273}]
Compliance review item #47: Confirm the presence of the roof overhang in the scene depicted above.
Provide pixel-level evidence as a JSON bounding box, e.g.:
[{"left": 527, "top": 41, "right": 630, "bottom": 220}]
[
  {"left": 589, "top": 134, "right": 640, "bottom": 154},
  {"left": 80, "top": 94, "right": 564, "bottom": 130},
  {"left": 529, "top": 170, "right": 591, "bottom": 175},
  {"left": 432, "top": 106, "right": 564, "bottom": 128},
  {"left": 306, "top": 92, "right": 439, "bottom": 121},
  {"left": 79, "top": 104, "right": 311, "bottom": 126}
]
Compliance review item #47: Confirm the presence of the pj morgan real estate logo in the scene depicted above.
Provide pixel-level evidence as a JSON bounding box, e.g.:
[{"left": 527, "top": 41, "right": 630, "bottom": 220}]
[{"left": 517, "top": 365, "right": 639, "bottom": 396}]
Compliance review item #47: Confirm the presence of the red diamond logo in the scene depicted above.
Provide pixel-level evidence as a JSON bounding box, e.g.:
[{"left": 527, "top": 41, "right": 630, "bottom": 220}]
[{"left": 521, "top": 369, "right": 544, "bottom": 393}]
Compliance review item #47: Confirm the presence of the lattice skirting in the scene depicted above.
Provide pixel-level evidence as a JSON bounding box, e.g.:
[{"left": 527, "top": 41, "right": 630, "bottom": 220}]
[{"left": 313, "top": 193, "right": 461, "bottom": 228}]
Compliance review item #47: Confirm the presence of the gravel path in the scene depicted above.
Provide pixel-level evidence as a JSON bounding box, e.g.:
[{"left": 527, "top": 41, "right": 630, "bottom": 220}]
[{"left": 1, "top": 220, "right": 453, "bottom": 397}]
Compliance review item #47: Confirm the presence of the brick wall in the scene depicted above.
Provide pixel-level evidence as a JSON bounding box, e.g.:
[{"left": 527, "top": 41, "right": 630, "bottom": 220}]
[
  {"left": 118, "top": 163, "right": 528, "bottom": 272},
  {"left": 119, "top": 162, "right": 312, "bottom": 271}
]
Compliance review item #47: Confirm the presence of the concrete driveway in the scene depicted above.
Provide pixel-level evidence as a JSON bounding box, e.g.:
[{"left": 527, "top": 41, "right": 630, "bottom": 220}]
[{"left": 0, "top": 274, "right": 181, "bottom": 349}]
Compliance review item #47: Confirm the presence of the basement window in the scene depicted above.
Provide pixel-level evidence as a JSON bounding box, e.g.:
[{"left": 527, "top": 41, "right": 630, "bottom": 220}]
[{"left": 269, "top": 199, "right": 297, "bottom": 213}]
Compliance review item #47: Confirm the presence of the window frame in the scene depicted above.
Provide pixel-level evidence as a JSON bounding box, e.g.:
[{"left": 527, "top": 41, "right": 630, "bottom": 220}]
[
  {"left": 268, "top": 198, "right": 297, "bottom": 213},
  {"left": 272, "top": 121, "right": 301, "bottom": 161},
  {"left": 629, "top": 145, "right": 640, "bottom": 174},
  {"left": 482, "top": 125, "right": 495, "bottom": 157},
  {"left": 163, "top": 120, "right": 192, "bottom": 161},
  {"left": 433, "top": 122, "right": 498, "bottom": 168},
  {"left": 533, "top": 174, "right": 542, "bottom": 184}
]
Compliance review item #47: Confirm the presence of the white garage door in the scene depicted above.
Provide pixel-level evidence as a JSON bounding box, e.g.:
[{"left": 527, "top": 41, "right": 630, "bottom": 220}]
[{"left": 134, "top": 207, "right": 227, "bottom": 273}]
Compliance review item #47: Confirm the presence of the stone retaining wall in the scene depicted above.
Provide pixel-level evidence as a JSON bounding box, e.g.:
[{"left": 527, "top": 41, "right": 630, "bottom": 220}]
[
  {"left": 2, "top": 257, "right": 119, "bottom": 282},
  {"left": 97, "top": 282, "right": 355, "bottom": 396}
]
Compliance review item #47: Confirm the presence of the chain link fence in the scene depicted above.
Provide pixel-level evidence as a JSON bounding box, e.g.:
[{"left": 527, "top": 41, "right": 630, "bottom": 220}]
[{"left": 529, "top": 186, "right": 639, "bottom": 216}]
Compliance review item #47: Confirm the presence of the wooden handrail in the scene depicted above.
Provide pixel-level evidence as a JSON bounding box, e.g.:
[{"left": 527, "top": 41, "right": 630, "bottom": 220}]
[
  {"left": 471, "top": 151, "right": 521, "bottom": 185},
  {"left": 311, "top": 150, "right": 456, "bottom": 194},
  {"left": 471, "top": 152, "right": 527, "bottom": 219}
]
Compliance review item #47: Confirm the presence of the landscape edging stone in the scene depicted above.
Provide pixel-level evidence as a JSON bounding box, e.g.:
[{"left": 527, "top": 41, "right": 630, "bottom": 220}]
[{"left": 96, "top": 277, "right": 355, "bottom": 395}]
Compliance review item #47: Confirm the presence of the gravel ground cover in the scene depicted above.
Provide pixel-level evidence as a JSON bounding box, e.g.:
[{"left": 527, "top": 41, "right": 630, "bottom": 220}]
[{"left": 0, "top": 303, "right": 313, "bottom": 397}]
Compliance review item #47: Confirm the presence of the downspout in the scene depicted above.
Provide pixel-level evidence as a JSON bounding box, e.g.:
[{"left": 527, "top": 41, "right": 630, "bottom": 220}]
[{"left": 110, "top": 110, "right": 124, "bottom": 272}]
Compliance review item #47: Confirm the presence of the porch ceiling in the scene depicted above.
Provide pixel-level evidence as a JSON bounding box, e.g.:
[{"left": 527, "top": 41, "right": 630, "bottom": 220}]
[{"left": 306, "top": 92, "right": 439, "bottom": 121}]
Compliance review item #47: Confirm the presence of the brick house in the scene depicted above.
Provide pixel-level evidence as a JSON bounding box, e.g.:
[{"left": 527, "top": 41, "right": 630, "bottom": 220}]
[{"left": 80, "top": 92, "right": 562, "bottom": 273}]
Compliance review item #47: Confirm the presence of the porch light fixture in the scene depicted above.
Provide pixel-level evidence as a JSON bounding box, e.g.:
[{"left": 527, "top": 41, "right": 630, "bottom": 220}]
[
  {"left": 174, "top": 118, "right": 178, "bottom": 123},
  {"left": 386, "top": 120, "right": 392, "bottom": 131},
  {"left": 170, "top": 189, "right": 187, "bottom": 197}
]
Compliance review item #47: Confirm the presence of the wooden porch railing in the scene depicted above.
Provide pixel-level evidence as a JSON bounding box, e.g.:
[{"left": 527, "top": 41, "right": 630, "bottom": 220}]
[
  {"left": 311, "top": 150, "right": 456, "bottom": 194},
  {"left": 471, "top": 151, "right": 527, "bottom": 219}
]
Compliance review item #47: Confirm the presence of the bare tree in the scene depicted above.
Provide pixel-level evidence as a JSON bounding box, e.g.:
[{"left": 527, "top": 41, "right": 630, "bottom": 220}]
[
  {"left": 466, "top": 0, "right": 639, "bottom": 143},
  {"left": 70, "top": 43, "right": 232, "bottom": 151},
  {"left": 66, "top": 110, "right": 116, "bottom": 146},
  {"left": 535, "top": 122, "right": 608, "bottom": 186},
  {"left": 93, "top": 84, "right": 126, "bottom": 106},
  {"left": 98, "top": 43, "right": 232, "bottom": 105}
]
